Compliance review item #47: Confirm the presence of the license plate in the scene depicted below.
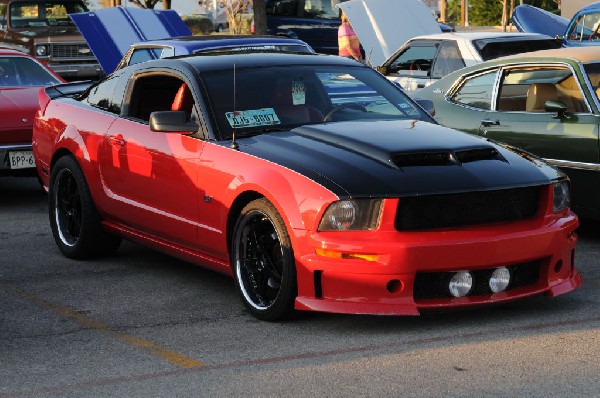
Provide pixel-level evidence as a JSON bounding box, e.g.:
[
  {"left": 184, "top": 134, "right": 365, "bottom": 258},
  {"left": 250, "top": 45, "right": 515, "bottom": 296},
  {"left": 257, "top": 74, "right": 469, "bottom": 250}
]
[{"left": 8, "top": 150, "right": 35, "bottom": 169}]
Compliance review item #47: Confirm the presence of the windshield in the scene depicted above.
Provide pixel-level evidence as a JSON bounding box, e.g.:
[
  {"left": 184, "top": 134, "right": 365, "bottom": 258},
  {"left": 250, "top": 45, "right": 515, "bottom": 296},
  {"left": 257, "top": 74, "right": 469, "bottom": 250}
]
[
  {"left": 567, "top": 12, "right": 600, "bottom": 42},
  {"left": 202, "top": 64, "right": 430, "bottom": 140},
  {"left": 0, "top": 56, "right": 60, "bottom": 86},
  {"left": 9, "top": 1, "right": 87, "bottom": 28}
]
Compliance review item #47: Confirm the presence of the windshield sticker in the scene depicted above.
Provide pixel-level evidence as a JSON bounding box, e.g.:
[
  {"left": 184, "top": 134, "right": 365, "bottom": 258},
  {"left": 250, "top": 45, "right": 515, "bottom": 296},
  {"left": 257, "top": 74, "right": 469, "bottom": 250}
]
[
  {"left": 226, "top": 108, "right": 281, "bottom": 128},
  {"left": 292, "top": 78, "right": 306, "bottom": 105}
]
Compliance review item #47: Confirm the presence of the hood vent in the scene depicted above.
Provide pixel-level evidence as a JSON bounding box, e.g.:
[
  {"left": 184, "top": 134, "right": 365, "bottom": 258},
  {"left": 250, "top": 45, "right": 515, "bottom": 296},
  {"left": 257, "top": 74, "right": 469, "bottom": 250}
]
[
  {"left": 455, "top": 148, "right": 504, "bottom": 163},
  {"left": 392, "top": 148, "right": 504, "bottom": 168},
  {"left": 392, "top": 152, "right": 453, "bottom": 167}
]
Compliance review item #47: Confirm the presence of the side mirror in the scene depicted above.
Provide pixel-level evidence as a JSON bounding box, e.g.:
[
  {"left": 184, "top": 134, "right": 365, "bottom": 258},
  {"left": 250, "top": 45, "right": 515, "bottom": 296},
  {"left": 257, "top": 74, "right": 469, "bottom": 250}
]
[
  {"left": 376, "top": 65, "right": 389, "bottom": 75},
  {"left": 545, "top": 100, "right": 570, "bottom": 119},
  {"left": 149, "top": 111, "right": 199, "bottom": 133},
  {"left": 414, "top": 98, "right": 435, "bottom": 117}
]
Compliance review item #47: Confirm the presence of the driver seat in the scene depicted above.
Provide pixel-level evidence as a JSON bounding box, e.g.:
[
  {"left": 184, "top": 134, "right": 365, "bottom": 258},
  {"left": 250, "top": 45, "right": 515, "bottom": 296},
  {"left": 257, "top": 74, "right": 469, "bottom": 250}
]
[
  {"left": 271, "top": 78, "right": 322, "bottom": 124},
  {"left": 172, "top": 83, "right": 194, "bottom": 114}
]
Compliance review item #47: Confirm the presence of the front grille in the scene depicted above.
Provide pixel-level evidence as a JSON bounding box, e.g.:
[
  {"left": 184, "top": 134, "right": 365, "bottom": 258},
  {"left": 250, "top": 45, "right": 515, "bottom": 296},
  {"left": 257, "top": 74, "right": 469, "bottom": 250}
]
[
  {"left": 395, "top": 186, "right": 541, "bottom": 231},
  {"left": 413, "top": 260, "right": 541, "bottom": 300},
  {"left": 50, "top": 43, "right": 95, "bottom": 59}
]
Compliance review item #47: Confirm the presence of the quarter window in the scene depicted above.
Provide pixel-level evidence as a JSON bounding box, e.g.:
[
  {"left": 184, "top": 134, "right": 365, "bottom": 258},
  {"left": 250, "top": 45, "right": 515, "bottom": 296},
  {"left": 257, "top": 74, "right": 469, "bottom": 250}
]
[
  {"left": 82, "top": 74, "right": 122, "bottom": 114},
  {"left": 431, "top": 41, "right": 465, "bottom": 79},
  {"left": 450, "top": 70, "right": 497, "bottom": 110}
]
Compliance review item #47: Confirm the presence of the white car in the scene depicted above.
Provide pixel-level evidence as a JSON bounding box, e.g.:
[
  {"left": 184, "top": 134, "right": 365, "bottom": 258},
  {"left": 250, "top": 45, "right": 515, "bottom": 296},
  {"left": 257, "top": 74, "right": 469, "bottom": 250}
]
[
  {"left": 377, "top": 32, "right": 562, "bottom": 92},
  {"left": 339, "top": 0, "right": 561, "bottom": 92}
]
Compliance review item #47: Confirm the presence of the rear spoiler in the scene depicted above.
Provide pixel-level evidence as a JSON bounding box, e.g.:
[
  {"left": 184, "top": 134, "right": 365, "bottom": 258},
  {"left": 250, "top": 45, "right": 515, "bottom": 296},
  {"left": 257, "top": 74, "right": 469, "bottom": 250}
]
[{"left": 45, "top": 81, "right": 95, "bottom": 99}]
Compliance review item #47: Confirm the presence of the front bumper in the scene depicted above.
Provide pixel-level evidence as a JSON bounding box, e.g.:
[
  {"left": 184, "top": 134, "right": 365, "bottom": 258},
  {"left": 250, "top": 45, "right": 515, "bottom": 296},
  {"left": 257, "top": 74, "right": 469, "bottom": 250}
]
[{"left": 293, "top": 198, "right": 581, "bottom": 315}]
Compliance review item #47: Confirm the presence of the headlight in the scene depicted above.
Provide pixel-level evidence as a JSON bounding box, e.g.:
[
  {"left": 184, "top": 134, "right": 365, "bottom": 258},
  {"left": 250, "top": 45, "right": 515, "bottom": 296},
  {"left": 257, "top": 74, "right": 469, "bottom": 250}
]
[
  {"left": 553, "top": 180, "right": 570, "bottom": 213},
  {"left": 35, "top": 45, "right": 48, "bottom": 57},
  {"left": 318, "top": 199, "right": 383, "bottom": 231}
]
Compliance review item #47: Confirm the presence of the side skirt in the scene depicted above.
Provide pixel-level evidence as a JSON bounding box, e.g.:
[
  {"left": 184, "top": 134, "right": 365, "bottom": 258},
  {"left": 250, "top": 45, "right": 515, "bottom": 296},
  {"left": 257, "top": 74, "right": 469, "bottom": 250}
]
[{"left": 102, "top": 221, "right": 233, "bottom": 276}]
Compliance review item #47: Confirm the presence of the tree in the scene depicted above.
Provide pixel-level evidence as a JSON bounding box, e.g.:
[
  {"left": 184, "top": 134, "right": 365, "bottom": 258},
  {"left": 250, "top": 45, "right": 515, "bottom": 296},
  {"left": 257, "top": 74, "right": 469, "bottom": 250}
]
[
  {"left": 446, "top": 0, "right": 559, "bottom": 27},
  {"left": 205, "top": 0, "right": 252, "bottom": 34},
  {"left": 253, "top": 0, "right": 267, "bottom": 35}
]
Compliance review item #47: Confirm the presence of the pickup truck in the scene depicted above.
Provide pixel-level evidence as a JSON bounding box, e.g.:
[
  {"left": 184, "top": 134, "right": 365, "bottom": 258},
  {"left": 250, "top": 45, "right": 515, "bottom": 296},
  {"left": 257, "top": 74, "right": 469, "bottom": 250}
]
[{"left": 0, "top": 0, "right": 102, "bottom": 79}]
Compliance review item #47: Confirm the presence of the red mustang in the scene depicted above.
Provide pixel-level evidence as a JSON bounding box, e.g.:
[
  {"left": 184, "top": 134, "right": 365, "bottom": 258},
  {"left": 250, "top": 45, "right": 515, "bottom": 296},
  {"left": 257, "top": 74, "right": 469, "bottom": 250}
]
[
  {"left": 33, "top": 53, "right": 581, "bottom": 320},
  {"left": 1, "top": 48, "right": 63, "bottom": 176}
]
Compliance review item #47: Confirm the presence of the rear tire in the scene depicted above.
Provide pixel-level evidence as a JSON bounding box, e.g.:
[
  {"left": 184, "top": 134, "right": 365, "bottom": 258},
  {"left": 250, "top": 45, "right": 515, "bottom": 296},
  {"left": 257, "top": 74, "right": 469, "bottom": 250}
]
[
  {"left": 49, "top": 155, "right": 121, "bottom": 259},
  {"left": 231, "top": 198, "right": 297, "bottom": 321}
]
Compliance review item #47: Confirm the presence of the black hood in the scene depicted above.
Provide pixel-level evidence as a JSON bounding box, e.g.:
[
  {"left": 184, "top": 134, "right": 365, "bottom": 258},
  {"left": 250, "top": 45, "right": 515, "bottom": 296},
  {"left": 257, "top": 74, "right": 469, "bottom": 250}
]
[{"left": 234, "top": 120, "right": 560, "bottom": 198}]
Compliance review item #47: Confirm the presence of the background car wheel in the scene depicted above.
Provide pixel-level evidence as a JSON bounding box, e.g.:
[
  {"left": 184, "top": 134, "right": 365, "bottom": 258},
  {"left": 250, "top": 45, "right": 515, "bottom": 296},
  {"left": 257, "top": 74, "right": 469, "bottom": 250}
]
[
  {"left": 232, "top": 198, "right": 297, "bottom": 321},
  {"left": 48, "top": 155, "right": 121, "bottom": 259}
]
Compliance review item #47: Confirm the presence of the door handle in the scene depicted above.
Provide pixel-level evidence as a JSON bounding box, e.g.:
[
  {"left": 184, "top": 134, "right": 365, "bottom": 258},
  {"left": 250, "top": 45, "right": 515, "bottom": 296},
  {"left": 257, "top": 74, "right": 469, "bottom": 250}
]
[
  {"left": 480, "top": 119, "right": 500, "bottom": 127},
  {"left": 416, "top": 83, "right": 426, "bottom": 89},
  {"left": 107, "top": 134, "right": 125, "bottom": 147}
]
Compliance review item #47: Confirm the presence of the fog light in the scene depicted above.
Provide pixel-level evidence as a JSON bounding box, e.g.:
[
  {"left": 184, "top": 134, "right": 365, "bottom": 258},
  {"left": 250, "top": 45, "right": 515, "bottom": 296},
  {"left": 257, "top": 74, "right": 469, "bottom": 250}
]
[
  {"left": 449, "top": 272, "right": 473, "bottom": 297},
  {"left": 489, "top": 267, "right": 510, "bottom": 293}
]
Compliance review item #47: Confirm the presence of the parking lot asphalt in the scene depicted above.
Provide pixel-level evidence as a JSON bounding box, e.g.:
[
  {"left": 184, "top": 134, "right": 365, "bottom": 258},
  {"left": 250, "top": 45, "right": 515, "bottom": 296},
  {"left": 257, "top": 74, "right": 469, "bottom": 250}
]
[{"left": 1, "top": 177, "right": 599, "bottom": 397}]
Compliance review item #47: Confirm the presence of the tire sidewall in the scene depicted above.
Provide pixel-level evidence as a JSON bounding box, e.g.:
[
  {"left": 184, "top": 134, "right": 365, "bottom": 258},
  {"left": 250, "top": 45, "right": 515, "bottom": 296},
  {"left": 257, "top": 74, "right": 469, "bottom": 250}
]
[
  {"left": 232, "top": 198, "right": 297, "bottom": 321},
  {"left": 48, "top": 155, "right": 119, "bottom": 259}
]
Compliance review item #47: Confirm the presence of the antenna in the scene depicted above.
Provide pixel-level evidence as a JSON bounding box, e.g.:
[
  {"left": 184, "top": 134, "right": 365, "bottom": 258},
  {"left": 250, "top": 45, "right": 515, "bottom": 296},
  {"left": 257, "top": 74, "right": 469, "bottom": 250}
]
[
  {"left": 230, "top": 63, "right": 239, "bottom": 150},
  {"left": 366, "top": 46, "right": 374, "bottom": 67}
]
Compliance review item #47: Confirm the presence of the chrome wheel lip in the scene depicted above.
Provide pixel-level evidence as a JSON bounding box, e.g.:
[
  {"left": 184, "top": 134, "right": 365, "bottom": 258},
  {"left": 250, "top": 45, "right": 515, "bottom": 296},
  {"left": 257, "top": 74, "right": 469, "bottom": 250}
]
[
  {"left": 53, "top": 168, "right": 81, "bottom": 247},
  {"left": 234, "top": 210, "right": 284, "bottom": 311}
]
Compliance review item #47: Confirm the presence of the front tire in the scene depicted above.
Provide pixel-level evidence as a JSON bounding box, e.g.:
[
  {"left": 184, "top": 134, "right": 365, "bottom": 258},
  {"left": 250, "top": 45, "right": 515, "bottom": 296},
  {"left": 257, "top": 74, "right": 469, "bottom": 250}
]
[
  {"left": 232, "top": 198, "right": 297, "bottom": 321},
  {"left": 49, "top": 155, "right": 121, "bottom": 259}
]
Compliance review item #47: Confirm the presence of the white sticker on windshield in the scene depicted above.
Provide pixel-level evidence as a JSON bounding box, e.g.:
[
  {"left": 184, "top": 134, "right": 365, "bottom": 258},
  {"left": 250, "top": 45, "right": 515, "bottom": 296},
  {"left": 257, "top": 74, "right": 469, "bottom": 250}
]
[
  {"left": 225, "top": 108, "right": 281, "bottom": 128},
  {"left": 292, "top": 78, "right": 306, "bottom": 105}
]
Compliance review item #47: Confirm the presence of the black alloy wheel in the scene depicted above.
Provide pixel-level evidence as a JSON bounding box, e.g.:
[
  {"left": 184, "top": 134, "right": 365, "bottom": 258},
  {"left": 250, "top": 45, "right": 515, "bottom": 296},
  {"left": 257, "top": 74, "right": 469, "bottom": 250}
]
[
  {"left": 49, "top": 155, "right": 121, "bottom": 259},
  {"left": 232, "top": 198, "right": 296, "bottom": 321}
]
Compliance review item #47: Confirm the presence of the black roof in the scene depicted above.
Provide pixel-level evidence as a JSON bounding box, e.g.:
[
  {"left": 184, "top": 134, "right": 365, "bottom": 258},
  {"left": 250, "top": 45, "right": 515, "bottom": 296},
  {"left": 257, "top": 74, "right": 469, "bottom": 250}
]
[{"left": 151, "top": 52, "right": 362, "bottom": 73}]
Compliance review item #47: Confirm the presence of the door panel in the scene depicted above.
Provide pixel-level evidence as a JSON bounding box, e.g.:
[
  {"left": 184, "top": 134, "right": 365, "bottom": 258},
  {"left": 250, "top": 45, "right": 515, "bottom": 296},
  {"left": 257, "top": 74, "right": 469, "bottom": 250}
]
[
  {"left": 100, "top": 118, "right": 203, "bottom": 248},
  {"left": 479, "top": 111, "right": 600, "bottom": 213}
]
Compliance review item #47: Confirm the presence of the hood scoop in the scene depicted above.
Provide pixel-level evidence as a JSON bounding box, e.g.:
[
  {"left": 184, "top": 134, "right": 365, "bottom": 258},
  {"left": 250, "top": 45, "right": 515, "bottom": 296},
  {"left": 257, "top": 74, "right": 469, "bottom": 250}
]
[{"left": 392, "top": 148, "right": 505, "bottom": 168}]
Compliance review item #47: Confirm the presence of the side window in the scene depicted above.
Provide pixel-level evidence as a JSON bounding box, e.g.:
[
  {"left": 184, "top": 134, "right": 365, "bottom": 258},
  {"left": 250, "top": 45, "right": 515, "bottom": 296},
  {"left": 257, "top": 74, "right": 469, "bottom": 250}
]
[
  {"left": 567, "top": 13, "right": 600, "bottom": 42},
  {"left": 127, "top": 74, "right": 196, "bottom": 123},
  {"left": 128, "top": 48, "right": 161, "bottom": 66},
  {"left": 497, "top": 66, "right": 587, "bottom": 113},
  {"left": 266, "top": 0, "right": 298, "bottom": 16},
  {"left": 450, "top": 69, "right": 497, "bottom": 110},
  {"left": 159, "top": 47, "right": 174, "bottom": 58},
  {"left": 431, "top": 41, "right": 465, "bottom": 79},
  {"left": 82, "top": 74, "right": 122, "bottom": 114},
  {"left": 388, "top": 43, "right": 439, "bottom": 77},
  {"left": 266, "top": 0, "right": 342, "bottom": 19}
]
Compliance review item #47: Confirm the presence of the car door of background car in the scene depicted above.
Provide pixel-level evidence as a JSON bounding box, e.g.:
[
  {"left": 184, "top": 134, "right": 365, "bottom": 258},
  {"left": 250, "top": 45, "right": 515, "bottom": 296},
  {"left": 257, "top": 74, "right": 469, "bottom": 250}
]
[
  {"left": 384, "top": 40, "right": 441, "bottom": 91},
  {"left": 477, "top": 64, "right": 600, "bottom": 216},
  {"left": 432, "top": 68, "right": 500, "bottom": 135},
  {"left": 100, "top": 71, "right": 204, "bottom": 249}
]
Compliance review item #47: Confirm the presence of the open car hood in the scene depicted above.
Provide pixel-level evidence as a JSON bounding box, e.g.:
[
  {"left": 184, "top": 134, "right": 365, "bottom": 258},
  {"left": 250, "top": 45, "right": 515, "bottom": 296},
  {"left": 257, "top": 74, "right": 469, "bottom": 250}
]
[
  {"left": 511, "top": 5, "right": 569, "bottom": 38},
  {"left": 69, "top": 6, "right": 191, "bottom": 74},
  {"left": 338, "top": 0, "right": 441, "bottom": 67}
]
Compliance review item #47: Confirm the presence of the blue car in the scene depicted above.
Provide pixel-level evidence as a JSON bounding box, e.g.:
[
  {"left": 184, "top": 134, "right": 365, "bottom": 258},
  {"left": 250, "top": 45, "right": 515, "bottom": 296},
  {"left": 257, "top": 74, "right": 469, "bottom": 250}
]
[
  {"left": 512, "top": 2, "right": 600, "bottom": 47},
  {"left": 114, "top": 35, "right": 315, "bottom": 73},
  {"left": 70, "top": 6, "right": 314, "bottom": 75}
]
